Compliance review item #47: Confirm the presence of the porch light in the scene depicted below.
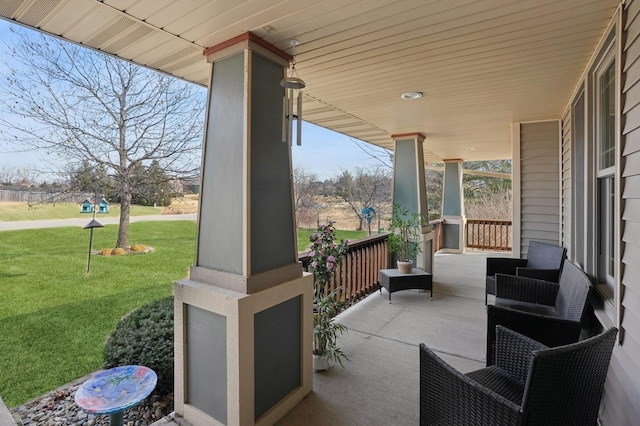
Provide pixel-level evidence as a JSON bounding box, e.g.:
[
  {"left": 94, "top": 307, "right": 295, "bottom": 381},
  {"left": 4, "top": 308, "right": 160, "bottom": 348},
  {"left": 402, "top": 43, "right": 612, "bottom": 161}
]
[
  {"left": 401, "top": 92, "right": 423, "bottom": 100},
  {"left": 281, "top": 39, "right": 305, "bottom": 146}
]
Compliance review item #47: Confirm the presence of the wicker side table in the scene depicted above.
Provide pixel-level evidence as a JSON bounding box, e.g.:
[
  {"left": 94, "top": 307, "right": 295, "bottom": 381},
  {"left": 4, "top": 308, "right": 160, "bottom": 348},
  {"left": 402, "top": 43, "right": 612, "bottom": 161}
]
[{"left": 378, "top": 268, "right": 433, "bottom": 303}]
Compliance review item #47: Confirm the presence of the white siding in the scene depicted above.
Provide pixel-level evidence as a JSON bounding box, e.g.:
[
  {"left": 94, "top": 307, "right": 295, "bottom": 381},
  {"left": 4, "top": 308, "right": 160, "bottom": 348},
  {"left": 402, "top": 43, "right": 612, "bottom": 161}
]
[
  {"left": 519, "top": 121, "right": 561, "bottom": 257},
  {"left": 599, "top": 1, "right": 640, "bottom": 424}
]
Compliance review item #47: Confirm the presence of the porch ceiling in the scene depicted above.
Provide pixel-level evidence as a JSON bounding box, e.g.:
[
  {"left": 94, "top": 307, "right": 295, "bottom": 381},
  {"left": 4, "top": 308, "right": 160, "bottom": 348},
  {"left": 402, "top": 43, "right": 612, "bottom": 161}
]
[{"left": 0, "top": 0, "right": 619, "bottom": 163}]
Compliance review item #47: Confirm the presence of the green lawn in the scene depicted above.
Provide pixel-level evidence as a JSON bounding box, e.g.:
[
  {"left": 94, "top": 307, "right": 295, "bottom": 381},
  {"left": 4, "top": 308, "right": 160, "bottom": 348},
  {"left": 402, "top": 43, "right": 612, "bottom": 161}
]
[
  {"left": 0, "top": 202, "right": 162, "bottom": 221},
  {"left": 0, "top": 221, "right": 197, "bottom": 407},
  {"left": 0, "top": 221, "right": 366, "bottom": 407}
]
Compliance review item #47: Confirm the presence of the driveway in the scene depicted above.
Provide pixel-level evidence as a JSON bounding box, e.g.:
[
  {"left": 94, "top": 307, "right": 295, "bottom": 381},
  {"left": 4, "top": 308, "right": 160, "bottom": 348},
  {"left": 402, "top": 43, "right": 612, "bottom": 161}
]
[{"left": 0, "top": 213, "right": 197, "bottom": 231}]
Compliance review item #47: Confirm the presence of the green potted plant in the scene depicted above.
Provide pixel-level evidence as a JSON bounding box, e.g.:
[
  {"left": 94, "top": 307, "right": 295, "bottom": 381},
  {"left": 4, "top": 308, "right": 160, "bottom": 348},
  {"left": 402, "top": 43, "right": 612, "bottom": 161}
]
[
  {"left": 307, "top": 222, "right": 350, "bottom": 371},
  {"left": 388, "top": 203, "right": 424, "bottom": 273}
]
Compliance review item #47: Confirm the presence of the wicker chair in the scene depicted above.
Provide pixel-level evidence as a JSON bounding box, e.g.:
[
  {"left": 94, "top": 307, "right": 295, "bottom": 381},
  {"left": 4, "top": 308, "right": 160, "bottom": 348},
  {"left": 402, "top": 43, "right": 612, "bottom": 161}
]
[
  {"left": 485, "top": 241, "right": 566, "bottom": 305},
  {"left": 419, "top": 326, "right": 617, "bottom": 426},
  {"left": 486, "top": 259, "right": 592, "bottom": 365}
]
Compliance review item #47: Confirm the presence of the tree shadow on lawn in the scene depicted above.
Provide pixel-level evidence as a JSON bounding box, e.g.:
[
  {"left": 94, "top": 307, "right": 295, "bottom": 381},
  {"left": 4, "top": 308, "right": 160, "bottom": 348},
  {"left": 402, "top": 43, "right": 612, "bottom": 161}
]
[{"left": 0, "top": 286, "right": 172, "bottom": 407}]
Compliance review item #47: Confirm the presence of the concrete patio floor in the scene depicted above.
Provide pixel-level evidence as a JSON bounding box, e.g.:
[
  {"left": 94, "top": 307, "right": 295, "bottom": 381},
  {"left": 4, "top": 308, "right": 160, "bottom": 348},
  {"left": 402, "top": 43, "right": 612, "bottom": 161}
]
[{"left": 158, "top": 250, "right": 509, "bottom": 426}]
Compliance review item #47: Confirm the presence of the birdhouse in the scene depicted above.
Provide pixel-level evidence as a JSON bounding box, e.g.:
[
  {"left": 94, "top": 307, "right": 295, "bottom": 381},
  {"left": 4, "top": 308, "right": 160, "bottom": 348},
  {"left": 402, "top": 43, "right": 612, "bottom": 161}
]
[
  {"left": 80, "top": 199, "right": 94, "bottom": 213},
  {"left": 98, "top": 198, "right": 109, "bottom": 213}
]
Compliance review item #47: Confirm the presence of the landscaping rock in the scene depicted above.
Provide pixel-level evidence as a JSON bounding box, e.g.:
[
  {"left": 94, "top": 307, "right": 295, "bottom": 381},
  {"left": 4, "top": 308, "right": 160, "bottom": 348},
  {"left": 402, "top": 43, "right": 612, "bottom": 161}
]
[{"left": 10, "top": 380, "right": 173, "bottom": 426}]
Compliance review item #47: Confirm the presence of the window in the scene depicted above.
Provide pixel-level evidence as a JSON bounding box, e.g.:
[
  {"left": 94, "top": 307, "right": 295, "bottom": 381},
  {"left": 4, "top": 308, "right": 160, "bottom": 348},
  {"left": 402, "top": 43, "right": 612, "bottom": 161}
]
[
  {"left": 595, "top": 56, "right": 616, "bottom": 295},
  {"left": 599, "top": 61, "right": 616, "bottom": 171}
]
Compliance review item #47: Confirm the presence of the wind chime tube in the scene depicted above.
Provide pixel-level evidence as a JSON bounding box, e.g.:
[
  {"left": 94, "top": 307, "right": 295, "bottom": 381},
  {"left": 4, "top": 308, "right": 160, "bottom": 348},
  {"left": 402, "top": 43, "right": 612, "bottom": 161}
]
[
  {"left": 282, "top": 96, "right": 288, "bottom": 143},
  {"left": 296, "top": 90, "right": 302, "bottom": 146},
  {"left": 287, "top": 88, "right": 294, "bottom": 146}
]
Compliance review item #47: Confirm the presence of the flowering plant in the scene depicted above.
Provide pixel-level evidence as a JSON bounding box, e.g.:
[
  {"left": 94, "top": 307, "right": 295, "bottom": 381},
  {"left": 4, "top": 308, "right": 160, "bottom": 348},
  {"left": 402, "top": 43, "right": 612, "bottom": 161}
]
[
  {"left": 307, "top": 222, "right": 348, "bottom": 295},
  {"left": 307, "top": 222, "right": 350, "bottom": 366}
]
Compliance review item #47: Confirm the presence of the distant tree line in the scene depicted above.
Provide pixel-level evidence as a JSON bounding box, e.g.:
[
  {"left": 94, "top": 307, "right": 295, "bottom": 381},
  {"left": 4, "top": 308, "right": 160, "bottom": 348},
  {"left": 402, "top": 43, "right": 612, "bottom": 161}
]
[
  {"left": 293, "top": 165, "right": 444, "bottom": 231},
  {"left": 293, "top": 159, "right": 512, "bottom": 231},
  {"left": 0, "top": 162, "right": 196, "bottom": 207},
  {"left": 68, "top": 159, "right": 176, "bottom": 207}
]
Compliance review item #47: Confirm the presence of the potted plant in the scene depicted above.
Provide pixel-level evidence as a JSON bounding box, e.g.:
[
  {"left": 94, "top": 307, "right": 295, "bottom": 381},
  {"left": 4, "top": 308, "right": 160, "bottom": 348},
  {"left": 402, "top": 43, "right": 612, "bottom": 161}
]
[
  {"left": 307, "top": 222, "right": 350, "bottom": 371},
  {"left": 387, "top": 203, "right": 424, "bottom": 273}
]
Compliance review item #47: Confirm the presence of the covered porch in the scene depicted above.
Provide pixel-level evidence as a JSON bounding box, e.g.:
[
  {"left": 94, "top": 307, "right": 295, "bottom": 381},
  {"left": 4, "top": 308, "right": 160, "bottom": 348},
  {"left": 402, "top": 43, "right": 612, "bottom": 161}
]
[
  {"left": 158, "top": 251, "right": 501, "bottom": 426},
  {"left": 3, "top": 1, "right": 639, "bottom": 425}
]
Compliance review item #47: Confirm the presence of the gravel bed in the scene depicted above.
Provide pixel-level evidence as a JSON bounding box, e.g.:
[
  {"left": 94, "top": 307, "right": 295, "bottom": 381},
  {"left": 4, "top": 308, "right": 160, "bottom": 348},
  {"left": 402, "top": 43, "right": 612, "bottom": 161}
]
[{"left": 10, "top": 378, "right": 173, "bottom": 426}]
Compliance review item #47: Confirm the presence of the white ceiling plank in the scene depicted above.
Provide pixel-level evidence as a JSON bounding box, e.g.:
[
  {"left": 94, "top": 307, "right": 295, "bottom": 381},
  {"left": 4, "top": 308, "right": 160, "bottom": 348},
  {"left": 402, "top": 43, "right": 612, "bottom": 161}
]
[{"left": 0, "top": 0, "right": 620, "bottom": 162}]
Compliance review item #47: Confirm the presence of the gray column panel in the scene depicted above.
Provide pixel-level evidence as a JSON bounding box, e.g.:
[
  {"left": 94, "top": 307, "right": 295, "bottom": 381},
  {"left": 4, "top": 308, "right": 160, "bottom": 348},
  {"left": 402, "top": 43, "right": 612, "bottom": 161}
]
[
  {"left": 250, "top": 53, "right": 297, "bottom": 274},
  {"left": 443, "top": 223, "right": 460, "bottom": 249},
  {"left": 254, "top": 296, "right": 302, "bottom": 420},
  {"left": 443, "top": 163, "right": 462, "bottom": 216},
  {"left": 198, "top": 53, "right": 245, "bottom": 273},
  {"left": 393, "top": 140, "right": 419, "bottom": 212},
  {"left": 186, "top": 305, "right": 227, "bottom": 423}
]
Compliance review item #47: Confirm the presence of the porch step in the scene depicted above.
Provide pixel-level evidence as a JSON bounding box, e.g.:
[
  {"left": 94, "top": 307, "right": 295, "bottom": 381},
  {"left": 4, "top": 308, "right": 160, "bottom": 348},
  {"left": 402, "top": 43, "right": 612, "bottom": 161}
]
[{"left": 151, "top": 412, "right": 193, "bottom": 426}]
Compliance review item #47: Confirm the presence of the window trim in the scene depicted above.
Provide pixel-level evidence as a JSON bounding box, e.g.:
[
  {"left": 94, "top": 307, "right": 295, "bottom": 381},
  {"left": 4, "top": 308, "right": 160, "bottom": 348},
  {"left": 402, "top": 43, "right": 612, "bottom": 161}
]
[
  {"left": 594, "top": 52, "right": 616, "bottom": 293},
  {"left": 584, "top": 15, "right": 621, "bottom": 329}
]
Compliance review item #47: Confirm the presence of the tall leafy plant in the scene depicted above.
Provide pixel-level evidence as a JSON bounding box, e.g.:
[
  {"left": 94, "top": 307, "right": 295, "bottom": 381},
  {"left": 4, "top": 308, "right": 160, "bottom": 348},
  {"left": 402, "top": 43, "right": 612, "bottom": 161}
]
[
  {"left": 388, "top": 203, "right": 424, "bottom": 261},
  {"left": 307, "top": 222, "right": 350, "bottom": 367}
]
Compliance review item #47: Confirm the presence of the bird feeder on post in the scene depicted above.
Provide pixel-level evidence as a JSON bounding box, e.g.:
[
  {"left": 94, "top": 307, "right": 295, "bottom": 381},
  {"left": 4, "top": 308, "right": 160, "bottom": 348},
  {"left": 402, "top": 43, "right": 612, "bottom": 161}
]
[{"left": 84, "top": 188, "right": 104, "bottom": 275}]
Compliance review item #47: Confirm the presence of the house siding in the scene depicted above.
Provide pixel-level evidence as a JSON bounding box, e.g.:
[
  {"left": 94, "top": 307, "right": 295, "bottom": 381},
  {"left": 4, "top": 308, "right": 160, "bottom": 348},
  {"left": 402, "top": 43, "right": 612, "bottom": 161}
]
[
  {"left": 598, "top": 1, "right": 640, "bottom": 424},
  {"left": 561, "top": 108, "right": 572, "bottom": 258},
  {"left": 518, "top": 121, "right": 561, "bottom": 257}
]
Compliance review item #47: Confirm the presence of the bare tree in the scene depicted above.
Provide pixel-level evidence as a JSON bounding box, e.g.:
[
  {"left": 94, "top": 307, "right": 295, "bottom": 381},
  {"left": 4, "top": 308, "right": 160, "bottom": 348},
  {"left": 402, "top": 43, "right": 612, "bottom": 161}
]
[
  {"left": 0, "top": 28, "right": 205, "bottom": 247},
  {"left": 0, "top": 165, "right": 20, "bottom": 185},
  {"left": 334, "top": 167, "right": 391, "bottom": 230},
  {"left": 293, "top": 167, "right": 321, "bottom": 229}
]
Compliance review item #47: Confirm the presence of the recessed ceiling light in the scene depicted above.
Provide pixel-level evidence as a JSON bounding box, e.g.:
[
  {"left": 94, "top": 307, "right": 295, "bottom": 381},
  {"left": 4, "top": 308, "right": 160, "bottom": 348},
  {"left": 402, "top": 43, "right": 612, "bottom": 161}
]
[
  {"left": 401, "top": 92, "right": 423, "bottom": 100},
  {"left": 263, "top": 25, "right": 275, "bottom": 34},
  {"left": 464, "top": 147, "right": 475, "bottom": 151}
]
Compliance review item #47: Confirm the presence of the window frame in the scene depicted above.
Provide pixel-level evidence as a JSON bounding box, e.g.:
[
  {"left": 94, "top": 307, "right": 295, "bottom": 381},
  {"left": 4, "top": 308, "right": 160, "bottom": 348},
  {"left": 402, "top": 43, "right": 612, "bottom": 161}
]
[{"left": 594, "top": 51, "right": 617, "bottom": 293}]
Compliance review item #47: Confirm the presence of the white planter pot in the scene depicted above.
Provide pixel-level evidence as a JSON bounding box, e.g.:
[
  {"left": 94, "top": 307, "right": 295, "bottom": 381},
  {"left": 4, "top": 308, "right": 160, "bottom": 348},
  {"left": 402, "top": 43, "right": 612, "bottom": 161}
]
[
  {"left": 397, "top": 260, "right": 413, "bottom": 274},
  {"left": 313, "top": 354, "right": 330, "bottom": 371}
]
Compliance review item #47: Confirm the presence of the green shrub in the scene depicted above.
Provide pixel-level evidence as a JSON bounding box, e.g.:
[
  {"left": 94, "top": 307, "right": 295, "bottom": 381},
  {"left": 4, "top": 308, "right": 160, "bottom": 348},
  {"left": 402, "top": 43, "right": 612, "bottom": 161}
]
[{"left": 104, "top": 297, "right": 174, "bottom": 395}]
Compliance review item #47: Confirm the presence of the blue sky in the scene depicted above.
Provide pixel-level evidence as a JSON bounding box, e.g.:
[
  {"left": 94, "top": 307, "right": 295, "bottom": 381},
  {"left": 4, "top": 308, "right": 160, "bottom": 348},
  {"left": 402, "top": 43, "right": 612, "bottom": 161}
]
[
  {"left": 0, "top": 19, "right": 391, "bottom": 181},
  {"left": 292, "top": 122, "right": 392, "bottom": 179}
]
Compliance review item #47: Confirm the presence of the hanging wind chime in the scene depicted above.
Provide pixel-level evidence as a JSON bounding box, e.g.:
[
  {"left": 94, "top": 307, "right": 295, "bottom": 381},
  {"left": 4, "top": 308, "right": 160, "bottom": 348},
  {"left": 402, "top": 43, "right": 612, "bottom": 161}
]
[{"left": 281, "top": 39, "right": 305, "bottom": 146}]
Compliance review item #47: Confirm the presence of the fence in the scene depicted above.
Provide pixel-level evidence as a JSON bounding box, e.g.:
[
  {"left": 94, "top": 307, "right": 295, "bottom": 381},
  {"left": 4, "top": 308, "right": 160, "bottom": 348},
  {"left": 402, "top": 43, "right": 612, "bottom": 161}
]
[
  {"left": 0, "top": 188, "right": 87, "bottom": 203},
  {"left": 465, "top": 218, "right": 512, "bottom": 251}
]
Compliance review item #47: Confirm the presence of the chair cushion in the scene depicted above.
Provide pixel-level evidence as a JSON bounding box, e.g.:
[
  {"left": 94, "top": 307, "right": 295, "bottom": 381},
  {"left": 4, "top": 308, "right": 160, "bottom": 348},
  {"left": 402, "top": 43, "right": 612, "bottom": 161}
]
[
  {"left": 486, "top": 275, "right": 496, "bottom": 296},
  {"left": 466, "top": 365, "right": 524, "bottom": 406},
  {"left": 525, "top": 241, "right": 566, "bottom": 270},
  {"left": 494, "top": 298, "right": 558, "bottom": 317}
]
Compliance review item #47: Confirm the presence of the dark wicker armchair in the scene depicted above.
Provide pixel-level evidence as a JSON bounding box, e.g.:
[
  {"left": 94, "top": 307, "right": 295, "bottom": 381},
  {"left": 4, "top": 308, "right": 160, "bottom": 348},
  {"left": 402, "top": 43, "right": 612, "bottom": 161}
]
[
  {"left": 420, "top": 326, "right": 617, "bottom": 426},
  {"left": 486, "top": 259, "right": 592, "bottom": 365},
  {"left": 486, "top": 241, "right": 566, "bottom": 305}
]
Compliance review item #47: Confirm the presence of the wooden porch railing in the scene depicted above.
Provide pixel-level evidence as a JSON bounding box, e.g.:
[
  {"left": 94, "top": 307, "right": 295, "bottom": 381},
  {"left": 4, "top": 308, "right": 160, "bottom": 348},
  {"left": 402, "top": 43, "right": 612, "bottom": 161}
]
[
  {"left": 465, "top": 218, "right": 512, "bottom": 251},
  {"left": 299, "top": 233, "right": 389, "bottom": 302},
  {"left": 299, "top": 220, "right": 444, "bottom": 301}
]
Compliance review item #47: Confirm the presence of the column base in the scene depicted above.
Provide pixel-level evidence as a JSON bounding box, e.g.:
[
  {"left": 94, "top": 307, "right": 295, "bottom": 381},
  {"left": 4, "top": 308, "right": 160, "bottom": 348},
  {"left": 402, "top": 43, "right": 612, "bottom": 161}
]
[
  {"left": 441, "top": 216, "right": 466, "bottom": 254},
  {"left": 174, "top": 273, "right": 313, "bottom": 426}
]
